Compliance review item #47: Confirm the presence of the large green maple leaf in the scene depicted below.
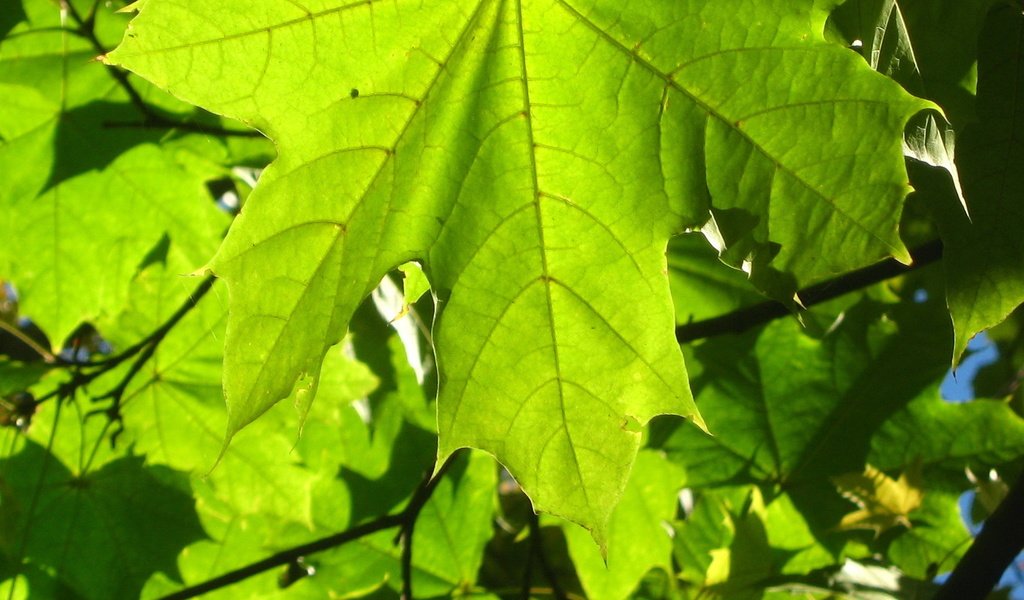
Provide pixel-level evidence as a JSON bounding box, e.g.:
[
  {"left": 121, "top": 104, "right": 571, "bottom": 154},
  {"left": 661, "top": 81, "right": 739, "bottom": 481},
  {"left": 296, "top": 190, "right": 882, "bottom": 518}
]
[{"left": 109, "top": 0, "right": 926, "bottom": 541}]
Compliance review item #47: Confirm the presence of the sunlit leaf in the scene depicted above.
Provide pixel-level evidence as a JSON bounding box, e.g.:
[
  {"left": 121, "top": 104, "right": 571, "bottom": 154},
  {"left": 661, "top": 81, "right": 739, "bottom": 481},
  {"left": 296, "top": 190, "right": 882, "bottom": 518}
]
[
  {"left": 110, "top": 0, "right": 927, "bottom": 543},
  {"left": 562, "top": 450, "right": 685, "bottom": 600},
  {"left": 833, "top": 462, "right": 923, "bottom": 536}
]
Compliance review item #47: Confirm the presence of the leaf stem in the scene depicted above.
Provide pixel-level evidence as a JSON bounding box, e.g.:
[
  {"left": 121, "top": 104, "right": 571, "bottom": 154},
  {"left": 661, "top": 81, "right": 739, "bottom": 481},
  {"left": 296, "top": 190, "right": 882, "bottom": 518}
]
[{"left": 675, "top": 239, "right": 943, "bottom": 342}]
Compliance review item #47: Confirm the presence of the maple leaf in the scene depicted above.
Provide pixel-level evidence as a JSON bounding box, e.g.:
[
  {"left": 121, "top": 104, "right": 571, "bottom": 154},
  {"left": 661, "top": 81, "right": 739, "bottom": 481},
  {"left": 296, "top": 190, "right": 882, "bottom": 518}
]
[{"left": 109, "top": 0, "right": 926, "bottom": 543}]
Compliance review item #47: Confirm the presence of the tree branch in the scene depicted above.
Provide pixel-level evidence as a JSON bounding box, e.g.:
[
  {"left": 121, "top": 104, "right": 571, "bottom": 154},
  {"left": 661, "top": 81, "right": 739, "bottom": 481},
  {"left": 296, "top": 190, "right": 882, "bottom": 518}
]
[
  {"left": 30, "top": 272, "right": 215, "bottom": 442},
  {"left": 159, "top": 452, "right": 460, "bottom": 600},
  {"left": 675, "top": 239, "right": 943, "bottom": 343},
  {"left": 0, "top": 276, "right": 215, "bottom": 461},
  {"left": 87, "top": 275, "right": 216, "bottom": 370},
  {"left": 157, "top": 514, "right": 406, "bottom": 600},
  {"left": 399, "top": 452, "right": 460, "bottom": 599},
  {"left": 935, "top": 468, "right": 1024, "bottom": 599}
]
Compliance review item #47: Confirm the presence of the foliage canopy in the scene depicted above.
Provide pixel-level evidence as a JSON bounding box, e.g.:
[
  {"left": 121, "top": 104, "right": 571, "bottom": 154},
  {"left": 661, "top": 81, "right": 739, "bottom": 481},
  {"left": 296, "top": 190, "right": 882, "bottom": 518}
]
[{"left": 2, "top": 0, "right": 1024, "bottom": 598}]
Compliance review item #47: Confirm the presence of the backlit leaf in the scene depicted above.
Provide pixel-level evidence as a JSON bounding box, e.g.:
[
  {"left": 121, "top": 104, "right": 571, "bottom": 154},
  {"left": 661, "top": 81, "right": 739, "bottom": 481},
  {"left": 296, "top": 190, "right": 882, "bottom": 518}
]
[
  {"left": 110, "top": 0, "right": 927, "bottom": 543},
  {"left": 562, "top": 450, "right": 685, "bottom": 600}
]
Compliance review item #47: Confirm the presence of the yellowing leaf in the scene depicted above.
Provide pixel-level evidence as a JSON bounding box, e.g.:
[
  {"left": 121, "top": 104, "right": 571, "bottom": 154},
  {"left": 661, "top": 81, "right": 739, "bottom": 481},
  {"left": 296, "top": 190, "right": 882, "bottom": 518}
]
[{"left": 833, "top": 462, "right": 923, "bottom": 536}]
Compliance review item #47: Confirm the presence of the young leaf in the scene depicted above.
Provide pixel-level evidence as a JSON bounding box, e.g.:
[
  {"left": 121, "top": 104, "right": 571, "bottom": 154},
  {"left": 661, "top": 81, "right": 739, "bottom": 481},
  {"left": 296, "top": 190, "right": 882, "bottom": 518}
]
[
  {"left": 109, "top": 0, "right": 927, "bottom": 543},
  {"left": 832, "top": 462, "right": 923, "bottom": 536}
]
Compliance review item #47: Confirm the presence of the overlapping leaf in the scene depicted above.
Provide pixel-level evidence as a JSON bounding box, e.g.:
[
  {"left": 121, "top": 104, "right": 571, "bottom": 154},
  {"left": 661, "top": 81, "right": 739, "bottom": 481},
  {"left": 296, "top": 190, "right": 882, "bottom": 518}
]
[
  {"left": 561, "top": 449, "right": 685, "bottom": 600},
  {"left": 661, "top": 295, "right": 1024, "bottom": 578},
  {"left": 0, "top": 441, "right": 203, "bottom": 599},
  {"left": 933, "top": 6, "right": 1024, "bottom": 361},
  {"left": 0, "top": 0, "right": 253, "bottom": 346},
  {"left": 827, "top": 0, "right": 996, "bottom": 127},
  {"left": 110, "top": 0, "right": 928, "bottom": 541},
  {"left": 667, "top": 234, "right": 763, "bottom": 325},
  {"left": 666, "top": 297, "right": 1024, "bottom": 487},
  {"left": 830, "top": 0, "right": 1024, "bottom": 362}
]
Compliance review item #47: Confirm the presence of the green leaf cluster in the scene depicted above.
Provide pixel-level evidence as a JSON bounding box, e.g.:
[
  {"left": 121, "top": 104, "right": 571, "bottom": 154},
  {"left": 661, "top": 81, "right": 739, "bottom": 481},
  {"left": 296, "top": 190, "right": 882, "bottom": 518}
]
[{"left": 2, "top": 0, "right": 1024, "bottom": 598}]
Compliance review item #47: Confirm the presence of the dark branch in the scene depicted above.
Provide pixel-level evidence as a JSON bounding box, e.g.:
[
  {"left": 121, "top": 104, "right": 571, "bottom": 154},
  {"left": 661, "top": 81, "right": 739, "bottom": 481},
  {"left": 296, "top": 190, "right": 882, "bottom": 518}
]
[
  {"left": 521, "top": 522, "right": 535, "bottom": 600},
  {"left": 935, "top": 468, "right": 1024, "bottom": 600},
  {"left": 158, "top": 514, "right": 405, "bottom": 600},
  {"left": 77, "top": 275, "right": 215, "bottom": 457},
  {"left": 399, "top": 452, "right": 460, "bottom": 600},
  {"left": 33, "top": 273, "right": 215, "bottom": 434},
  {"left": 87, "top": 275, "right": 216, "bottom": 370},
  {"left": 675, "top": 239, "right": 943, "bottom": 343},
  {"left": 43, "top": 273, "right": 212, "bottom": 374},
  {"left": 160, "top": 452, "right": 460, "bottom": 600}
]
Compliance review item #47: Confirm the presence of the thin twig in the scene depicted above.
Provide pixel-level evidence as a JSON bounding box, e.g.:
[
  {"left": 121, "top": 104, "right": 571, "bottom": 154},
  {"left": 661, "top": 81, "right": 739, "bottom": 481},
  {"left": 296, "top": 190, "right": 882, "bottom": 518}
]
[
  {"left": 675, "top": 239, "right": 943, "bottom": 343},
  {"left": 24, "top": 272, "right": 214, "bottom": 463},
  {"left": 521, "top": 523, "right": 535, "bottom": 600},
  {"left": 5, "top": 400, "right": 64, "bottom": 600},
  {"left": 399, "top": 451, "right": 461, "bottom": 600},
  {"left": 85, "top": 275, "right": 216, "bottom": 370},
  {"left": 81, "top": 275, "right": 216, "bottom": 452}
]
